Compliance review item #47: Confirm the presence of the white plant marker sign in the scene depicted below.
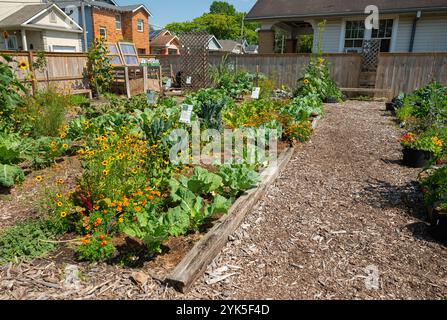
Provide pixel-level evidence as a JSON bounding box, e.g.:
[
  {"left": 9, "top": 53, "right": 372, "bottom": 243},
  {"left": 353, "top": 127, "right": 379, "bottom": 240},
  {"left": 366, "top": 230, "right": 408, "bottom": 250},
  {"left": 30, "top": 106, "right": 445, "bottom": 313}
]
[
  {"left": 186, "top": 76, "right": 192, "bottom": 85},
  {"left": 180, "top": 104, "right": 193, "bottom": 124},
  {"left": 146, "top": 90, "right": 156, "bottom": 105},
  {"left": 251, "top": 87, "right": 261, "bottom": 99},
  {"left": 165, "top": 78, "right": 172, "bottom": 89}
]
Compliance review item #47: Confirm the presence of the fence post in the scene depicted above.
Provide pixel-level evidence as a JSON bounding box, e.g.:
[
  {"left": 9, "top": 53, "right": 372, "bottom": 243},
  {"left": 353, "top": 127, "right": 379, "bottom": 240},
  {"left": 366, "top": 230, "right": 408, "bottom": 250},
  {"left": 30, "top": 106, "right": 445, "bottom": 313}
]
[
  {"left": 143, "top": 66, "right": 148, "bottom": 92},
  {"left": 124, "top": 66, "right": 131, "bottom": 98},
  {"left": 28, "top": 50, "right": 37, "bottom": 95}
]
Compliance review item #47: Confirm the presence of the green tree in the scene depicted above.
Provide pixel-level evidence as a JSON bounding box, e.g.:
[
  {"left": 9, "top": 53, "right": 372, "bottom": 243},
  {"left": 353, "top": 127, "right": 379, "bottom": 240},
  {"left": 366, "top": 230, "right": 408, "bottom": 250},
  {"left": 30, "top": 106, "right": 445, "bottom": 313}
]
[
  {"left": 210, "top": 1, "right": 236, "bottom": 16},
  {"left": 165, "top": 2, "right": 260, "bottom": 44}
]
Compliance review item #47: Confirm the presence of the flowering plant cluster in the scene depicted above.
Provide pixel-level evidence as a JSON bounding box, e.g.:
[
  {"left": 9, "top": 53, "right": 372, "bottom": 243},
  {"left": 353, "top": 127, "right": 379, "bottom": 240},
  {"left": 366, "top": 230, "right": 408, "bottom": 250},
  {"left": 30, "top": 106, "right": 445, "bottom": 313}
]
[{"left": 86, "top": 37, "right": 114, "bottom": 96}]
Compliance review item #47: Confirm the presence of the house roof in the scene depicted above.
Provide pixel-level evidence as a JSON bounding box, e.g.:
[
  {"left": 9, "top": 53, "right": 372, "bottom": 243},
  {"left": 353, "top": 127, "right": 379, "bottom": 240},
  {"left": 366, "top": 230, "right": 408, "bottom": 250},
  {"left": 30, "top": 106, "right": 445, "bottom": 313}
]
[
  {"left": 246, "top": 0, "right": 447, "bottom": 20},
  {"left": 151, "top": 34, "right": 178, "bottom": 47},
  {"left": 0, "top": 3, "right": 83, "bottom": 32},
  {"left": 219, "top": 40, "right": 244, "bottom": 52},
  {"left": 0, "top": 4, "right": 52, "bottom": 26},
  {"left": 56, "top": 1, "right": 152, "bottom": 16}
]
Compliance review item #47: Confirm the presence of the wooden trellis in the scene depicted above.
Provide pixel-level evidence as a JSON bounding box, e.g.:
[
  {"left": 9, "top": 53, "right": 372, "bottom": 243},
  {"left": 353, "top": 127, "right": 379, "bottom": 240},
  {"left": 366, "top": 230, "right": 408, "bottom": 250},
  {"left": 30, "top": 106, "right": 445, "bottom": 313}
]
[
  {"left": 361, "top": 39, "right": 381, "bottom": 71},
  {"left": 179, "top": 31, "right": 211, "bottom": 90}
]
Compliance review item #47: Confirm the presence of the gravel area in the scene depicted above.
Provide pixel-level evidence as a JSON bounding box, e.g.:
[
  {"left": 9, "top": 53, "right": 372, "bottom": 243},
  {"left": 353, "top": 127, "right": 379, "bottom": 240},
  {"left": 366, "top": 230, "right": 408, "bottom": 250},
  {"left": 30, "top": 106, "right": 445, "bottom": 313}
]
[{"left": 1, "top": 101, "right": 446, "bottom": 300}]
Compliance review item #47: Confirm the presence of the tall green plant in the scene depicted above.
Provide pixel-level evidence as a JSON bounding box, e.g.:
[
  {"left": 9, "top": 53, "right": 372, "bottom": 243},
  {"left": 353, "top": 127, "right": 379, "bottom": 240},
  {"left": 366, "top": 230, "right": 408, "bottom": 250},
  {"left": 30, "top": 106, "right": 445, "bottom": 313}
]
[
  {"left": 0, "top": 54, "right": 27, "bottom": 131},
  {"left": 87, "top": 37, "right": 114, "bottom": 96}
]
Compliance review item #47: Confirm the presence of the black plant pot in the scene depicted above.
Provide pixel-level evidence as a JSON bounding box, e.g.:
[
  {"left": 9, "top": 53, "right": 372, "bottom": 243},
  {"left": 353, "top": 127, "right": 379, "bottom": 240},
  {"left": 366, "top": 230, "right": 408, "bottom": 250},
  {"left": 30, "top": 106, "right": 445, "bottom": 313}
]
[
  {"left": 430, "top": 211, "right": 447, "bottom": 245},
  {"left": 385, "top": 102, "right": 395, "bottom": 112},
  {"left": 402, "top": 148, "right": 433, "bottom": 168},
  {"left": 325, "top": 96, "right": 338, "bottom": 103},
  {"left": 341, "top": 94, "right": 348, "bottom": 102}
]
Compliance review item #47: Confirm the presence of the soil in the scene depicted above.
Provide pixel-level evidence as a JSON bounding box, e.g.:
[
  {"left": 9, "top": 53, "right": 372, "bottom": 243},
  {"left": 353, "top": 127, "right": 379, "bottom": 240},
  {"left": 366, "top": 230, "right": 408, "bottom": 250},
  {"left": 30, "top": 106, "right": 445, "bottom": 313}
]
[{"left": 1, "top": 101, "right": 447, "bottom": 300}]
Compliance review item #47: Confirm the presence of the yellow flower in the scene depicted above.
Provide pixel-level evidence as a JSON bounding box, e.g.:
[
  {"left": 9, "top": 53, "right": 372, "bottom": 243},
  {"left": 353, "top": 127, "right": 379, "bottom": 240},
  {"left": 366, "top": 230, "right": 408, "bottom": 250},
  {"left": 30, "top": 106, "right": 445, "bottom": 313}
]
[
  {"left": 35, "top": 176, "right": 43, "bottom": 182},
  {"left": 303, "top": 79, "right": 310, "bottom": 85},
  {"left": 101, "top": 160, "right": 109, "bottom": 166},
  {"left": 102, "top": 169, "right": 110, "bottom": 176},
  {"left": 56, "top": 193, "right": 63, "bottom": 198},
  {"left": 318, "top": 58, "right": 325, "bottom": 64},
  {"left": 62, "top": 144, "right": 69, "bottom": 149},
  {"left": 56, "top": 179, "right": 65, "bottom": 185},
  {"left": 60, "top": 211, "right": 67, "bottom": 218},
  {"left": 60, "top": 133, "right": 66, "bottom": 139},
  {"left": 19, "top": 61, "right": 28, "bottom": 70},
  {"left": 131, "top": 168, "right": 138, "bottom": 174},
  {"left": 57, "top": 201, "right": 63, "bottom": 207}
]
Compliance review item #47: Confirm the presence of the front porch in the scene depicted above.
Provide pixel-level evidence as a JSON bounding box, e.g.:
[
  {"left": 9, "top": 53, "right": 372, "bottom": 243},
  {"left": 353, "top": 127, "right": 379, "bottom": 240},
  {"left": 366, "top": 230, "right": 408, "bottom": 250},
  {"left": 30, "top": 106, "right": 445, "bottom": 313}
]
[{"left": 1, "top": 29, "right": 44, "bottom": 51}]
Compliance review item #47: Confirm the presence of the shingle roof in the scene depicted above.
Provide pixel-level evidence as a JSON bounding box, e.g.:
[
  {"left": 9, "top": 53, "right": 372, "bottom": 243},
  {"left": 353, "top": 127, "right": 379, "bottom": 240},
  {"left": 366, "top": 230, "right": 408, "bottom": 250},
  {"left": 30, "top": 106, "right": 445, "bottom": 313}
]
[
  {"left": 150, "top": 34, "right": 177, "bottom": 47},
  {"left": 55, "top": 1, "right": 151, "bottom": 16},
  {"left": 219, "top": 40, "right": 244, "bottom": 52},
  {"left": 0, "top": 4, "right": 52, "bottom": 27},
  {"left": 246, "top": 0, "right": 447, "bottom": 20}
]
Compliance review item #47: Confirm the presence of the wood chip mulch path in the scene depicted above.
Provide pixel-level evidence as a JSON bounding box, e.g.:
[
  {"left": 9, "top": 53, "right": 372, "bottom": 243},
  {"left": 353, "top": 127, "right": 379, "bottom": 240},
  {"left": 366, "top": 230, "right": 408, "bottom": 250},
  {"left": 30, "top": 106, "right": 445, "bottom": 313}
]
[{"left": 1, "top": 101, "right": 446, "bottom": 300}]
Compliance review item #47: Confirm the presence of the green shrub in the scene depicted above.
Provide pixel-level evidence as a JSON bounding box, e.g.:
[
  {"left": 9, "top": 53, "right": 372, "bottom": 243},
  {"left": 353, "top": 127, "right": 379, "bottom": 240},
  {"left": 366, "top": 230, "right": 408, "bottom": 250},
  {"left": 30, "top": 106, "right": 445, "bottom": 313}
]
[{"left": 17, "top": 88, "right": 69, "bottom": 138}]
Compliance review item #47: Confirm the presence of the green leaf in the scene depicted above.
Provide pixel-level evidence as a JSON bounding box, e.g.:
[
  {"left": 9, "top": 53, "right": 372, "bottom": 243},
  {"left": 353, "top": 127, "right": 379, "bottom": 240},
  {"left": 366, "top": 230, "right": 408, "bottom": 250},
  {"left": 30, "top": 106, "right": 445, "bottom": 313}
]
[
  {"left": 0, "top": 164, "right": 25, "bottom": 188},
  {"left": 165, "top": 206, "right": 190, "bottom": 236},
  {"left": 205, "top": 194, "right": 232, "bottom": 217},
  {"left": 187, "top": 167, "right": 223, "bottom": 194}
]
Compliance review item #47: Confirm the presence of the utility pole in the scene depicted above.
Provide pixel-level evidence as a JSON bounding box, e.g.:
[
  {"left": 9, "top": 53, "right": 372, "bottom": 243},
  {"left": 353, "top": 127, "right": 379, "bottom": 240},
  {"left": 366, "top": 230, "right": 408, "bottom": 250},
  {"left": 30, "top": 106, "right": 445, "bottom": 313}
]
[{"left": 80, "top": 0, "right": 88, "bottom": 52}]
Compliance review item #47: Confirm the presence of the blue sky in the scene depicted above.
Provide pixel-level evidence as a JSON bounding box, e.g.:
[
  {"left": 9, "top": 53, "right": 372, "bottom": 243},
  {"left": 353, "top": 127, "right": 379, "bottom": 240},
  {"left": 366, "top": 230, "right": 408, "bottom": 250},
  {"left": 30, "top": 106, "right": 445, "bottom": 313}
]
[{"left": 118, "top": 0, "right": 257, "bottom": 28}]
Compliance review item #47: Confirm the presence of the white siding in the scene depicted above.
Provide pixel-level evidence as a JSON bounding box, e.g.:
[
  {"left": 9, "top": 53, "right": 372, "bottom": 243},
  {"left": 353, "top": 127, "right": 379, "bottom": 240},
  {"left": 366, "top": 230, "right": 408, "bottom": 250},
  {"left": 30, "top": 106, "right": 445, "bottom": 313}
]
[
  {"left": 394, "top": 17, "right": 413, "bottom": 52},
  {"left": 43, "top": 30, "right": 82, "bottom": 52},
  {"left": 313, "top": 19, "right": 342, "bottom": 53},
  {"left": 395, "top": 13, "right": 447, "bottom": 52},
  {"left": 413, "top": 14, "right": 447, "bottom": 52},
  {"left": 27, "top": 30, "right": 44, "bottom": 50},
  {"left": 32, "top": 7, "right": 78, "bottom": 31}
]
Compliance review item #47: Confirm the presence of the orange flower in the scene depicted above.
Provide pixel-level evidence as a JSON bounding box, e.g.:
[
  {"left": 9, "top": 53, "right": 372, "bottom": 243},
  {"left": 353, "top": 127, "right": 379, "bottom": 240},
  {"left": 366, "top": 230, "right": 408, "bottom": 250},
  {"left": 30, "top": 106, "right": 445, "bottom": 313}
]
[{"left": 134, "top": 206, "right": 141, "bottom": 213}]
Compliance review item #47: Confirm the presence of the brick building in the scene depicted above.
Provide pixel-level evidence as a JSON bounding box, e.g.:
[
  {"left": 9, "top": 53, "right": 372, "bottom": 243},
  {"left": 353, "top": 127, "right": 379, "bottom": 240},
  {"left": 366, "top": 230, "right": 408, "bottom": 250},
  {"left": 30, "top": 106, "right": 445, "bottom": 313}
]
[{"left": 56, "top": 0, "right": 151, "bottom": 54}]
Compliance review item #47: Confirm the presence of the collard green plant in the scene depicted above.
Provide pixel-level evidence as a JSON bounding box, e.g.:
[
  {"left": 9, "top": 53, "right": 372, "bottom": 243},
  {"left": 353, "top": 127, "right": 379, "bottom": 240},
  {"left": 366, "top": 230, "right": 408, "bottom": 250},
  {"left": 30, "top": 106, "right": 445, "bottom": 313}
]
[
  {"left": 217, "top": 163, "right": 260, "bottom": 197},
  {"left": 0, "top": 164, "right": 25, "bottom": 188}
]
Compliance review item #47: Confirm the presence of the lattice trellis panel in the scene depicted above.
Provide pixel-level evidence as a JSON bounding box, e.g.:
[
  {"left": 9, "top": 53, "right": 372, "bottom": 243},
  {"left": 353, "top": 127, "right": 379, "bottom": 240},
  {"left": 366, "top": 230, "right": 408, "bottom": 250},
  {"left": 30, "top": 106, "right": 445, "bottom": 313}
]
[
  {"left": 179, "top": 31, "right": 211, "bottom": 90},
  {"left": 361, "top": 39, "right": 381, "bottom": 71}
]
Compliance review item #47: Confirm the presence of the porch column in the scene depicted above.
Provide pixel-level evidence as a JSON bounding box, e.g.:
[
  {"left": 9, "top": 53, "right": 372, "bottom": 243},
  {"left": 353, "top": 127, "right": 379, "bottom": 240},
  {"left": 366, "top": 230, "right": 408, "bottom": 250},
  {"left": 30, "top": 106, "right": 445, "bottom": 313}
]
[
  {"left": 21, "top": 29, "right": 27, "bottom": 50},
  {"left": 258, "top": 29, "right": 275, "bottom": 54}
]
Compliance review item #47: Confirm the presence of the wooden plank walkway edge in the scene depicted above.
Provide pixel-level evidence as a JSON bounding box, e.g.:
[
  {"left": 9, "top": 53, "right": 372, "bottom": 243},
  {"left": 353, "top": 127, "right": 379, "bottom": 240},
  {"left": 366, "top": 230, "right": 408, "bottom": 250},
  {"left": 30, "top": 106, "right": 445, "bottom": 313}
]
[{"left": 166, "top": 145, "right": 296, "bottom": 293}]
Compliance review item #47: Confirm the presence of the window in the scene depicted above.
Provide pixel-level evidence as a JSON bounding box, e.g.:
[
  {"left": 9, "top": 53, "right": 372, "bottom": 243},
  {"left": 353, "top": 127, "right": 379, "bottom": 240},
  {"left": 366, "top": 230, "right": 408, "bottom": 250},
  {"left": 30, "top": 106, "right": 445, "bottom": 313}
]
[
  {"left": 118, "top": 42, "right": 139, "bottom": 65},
  {"left": 344, "top": 20, "right": 365, "bottom": 49},
  {"left": 137, "top": 19, "right": 144, "bottom": 32},
  {"left": 52, "top": 45, "right": 76, "bottom": 52},
  {"left": 137, "top": 48, "right": 146, "bottom": 54},
  {"left": 99, "top": 26, "right": 107, "bottom": 39},
  {"left": 106, "top": 43, "right": 123, "bottom": 65},
  {"left": 5, "top": 35, "right": 18, "bottom": 50},
  {"left": 371, "top": 19, "right": 394, "bottom": 52},
  {"left": 49, "top": 11, "right": 57, "bottom": 23},
  {"left": 115, "top": 14, "right": 121, "bottom": 30}
]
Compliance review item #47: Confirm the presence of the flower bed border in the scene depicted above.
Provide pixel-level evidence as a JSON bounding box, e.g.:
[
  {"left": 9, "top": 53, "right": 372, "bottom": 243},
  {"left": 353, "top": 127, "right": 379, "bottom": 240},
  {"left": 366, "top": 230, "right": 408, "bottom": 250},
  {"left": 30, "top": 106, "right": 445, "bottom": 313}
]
[
  {"left": 166, "top": 117, "right": 320, "bottom": 293},
  {"left": 166, "top": 146, "right": 295, "bottom": 292}
]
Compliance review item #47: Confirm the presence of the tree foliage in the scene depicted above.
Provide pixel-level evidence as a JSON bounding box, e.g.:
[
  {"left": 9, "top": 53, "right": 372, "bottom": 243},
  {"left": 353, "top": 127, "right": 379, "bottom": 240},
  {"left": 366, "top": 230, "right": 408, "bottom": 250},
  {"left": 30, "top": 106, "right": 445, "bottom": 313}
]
[{"left": 165, "top": 1, "right": 259, "bottom": 44}]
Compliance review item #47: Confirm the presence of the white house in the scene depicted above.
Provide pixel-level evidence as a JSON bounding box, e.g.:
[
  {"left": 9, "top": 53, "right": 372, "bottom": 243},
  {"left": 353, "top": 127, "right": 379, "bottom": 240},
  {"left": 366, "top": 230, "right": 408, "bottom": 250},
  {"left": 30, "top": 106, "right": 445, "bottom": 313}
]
[
  {"left": 246, "top": 0, "right": 447, "bottom": 54},
  {"left": 0, "top": 2, "right": 83, "bottom": 52}
]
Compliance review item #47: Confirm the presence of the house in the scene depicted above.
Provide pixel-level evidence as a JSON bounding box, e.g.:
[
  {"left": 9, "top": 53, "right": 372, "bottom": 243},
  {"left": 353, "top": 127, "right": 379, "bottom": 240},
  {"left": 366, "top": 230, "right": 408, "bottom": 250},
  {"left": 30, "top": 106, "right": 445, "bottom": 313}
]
[
  {"left": 55, "top": 0, "right": 151, "bottom": 54},
  {"left": 150, "top": 29, "right": 180, "bottom": 55},
  {"left": 0, "top": 2, "right": 83, "bottom": 52},
  {"left": 245, "top": 44, "right": 259, "bottom": 54},
  {"left": 219, "top": 40, "right": 245, "bottom": 54},
  {"left": 246, "top": 0, "right": 447, "bottom": 54},
  {"left": 207, "top": 35, "right": 223, "bottom": 51}
]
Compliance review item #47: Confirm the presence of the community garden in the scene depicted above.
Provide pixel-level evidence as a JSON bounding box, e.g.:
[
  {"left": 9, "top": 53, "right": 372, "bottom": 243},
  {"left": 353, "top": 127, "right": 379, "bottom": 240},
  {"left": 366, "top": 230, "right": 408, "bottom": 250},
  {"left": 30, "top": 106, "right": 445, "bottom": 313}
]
[{"left": 0, "top": 37, "right": 343, "bottom": 279}]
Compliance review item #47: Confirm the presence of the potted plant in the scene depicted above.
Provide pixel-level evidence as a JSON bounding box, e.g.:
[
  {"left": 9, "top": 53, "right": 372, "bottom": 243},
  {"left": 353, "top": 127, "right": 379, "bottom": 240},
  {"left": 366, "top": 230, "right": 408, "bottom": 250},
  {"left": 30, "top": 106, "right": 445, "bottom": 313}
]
[{"left": 400, "top": 132, "right": 443, "bottom": 168}]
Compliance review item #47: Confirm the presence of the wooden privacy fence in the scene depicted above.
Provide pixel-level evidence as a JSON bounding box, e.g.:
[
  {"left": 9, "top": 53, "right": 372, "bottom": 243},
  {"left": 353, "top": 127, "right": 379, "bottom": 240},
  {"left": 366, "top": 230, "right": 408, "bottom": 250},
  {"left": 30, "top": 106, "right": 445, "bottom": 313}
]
[
  {"left": 148, "top": 53, "right": 362, "bottom": 89},
  {"left": 375, "top": 53, "right": 447, "bottom": 97},
  {"left": 3, "top": 50, "right": 447, "bottom": 98},
  {"left": 0, "top": 50, "right": 88, "bottom": 93}
]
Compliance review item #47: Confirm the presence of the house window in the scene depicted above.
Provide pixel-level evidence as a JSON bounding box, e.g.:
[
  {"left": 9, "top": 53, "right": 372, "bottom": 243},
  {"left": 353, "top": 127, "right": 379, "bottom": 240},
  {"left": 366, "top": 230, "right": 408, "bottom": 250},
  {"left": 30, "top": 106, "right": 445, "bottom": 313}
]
[
  {"left": 137, "top": 48, "right": 146, "bottom": 54},
  {"left": 115, "top": 14, "right": 121, "bottom": 30},
  {"left": 5, "top": 35, "right": 18, "bottom": 50},
  {"left": 137, "top": 19, "right": 144, "bottom": 32},
  {"left": 371, "top": 19, "right": 394, "bottom": 52},
  {"left": 49, "top": 11, "right": 57, "bottom": 23},
  {"left": 344, "top": 20, "right": 365, "bottom": 50},
  {"left": 99, "top": 26, "right": 107, "bottom": 39},
  {"left": 168, "top": 49, "right": 178, "bottom": 55}
]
